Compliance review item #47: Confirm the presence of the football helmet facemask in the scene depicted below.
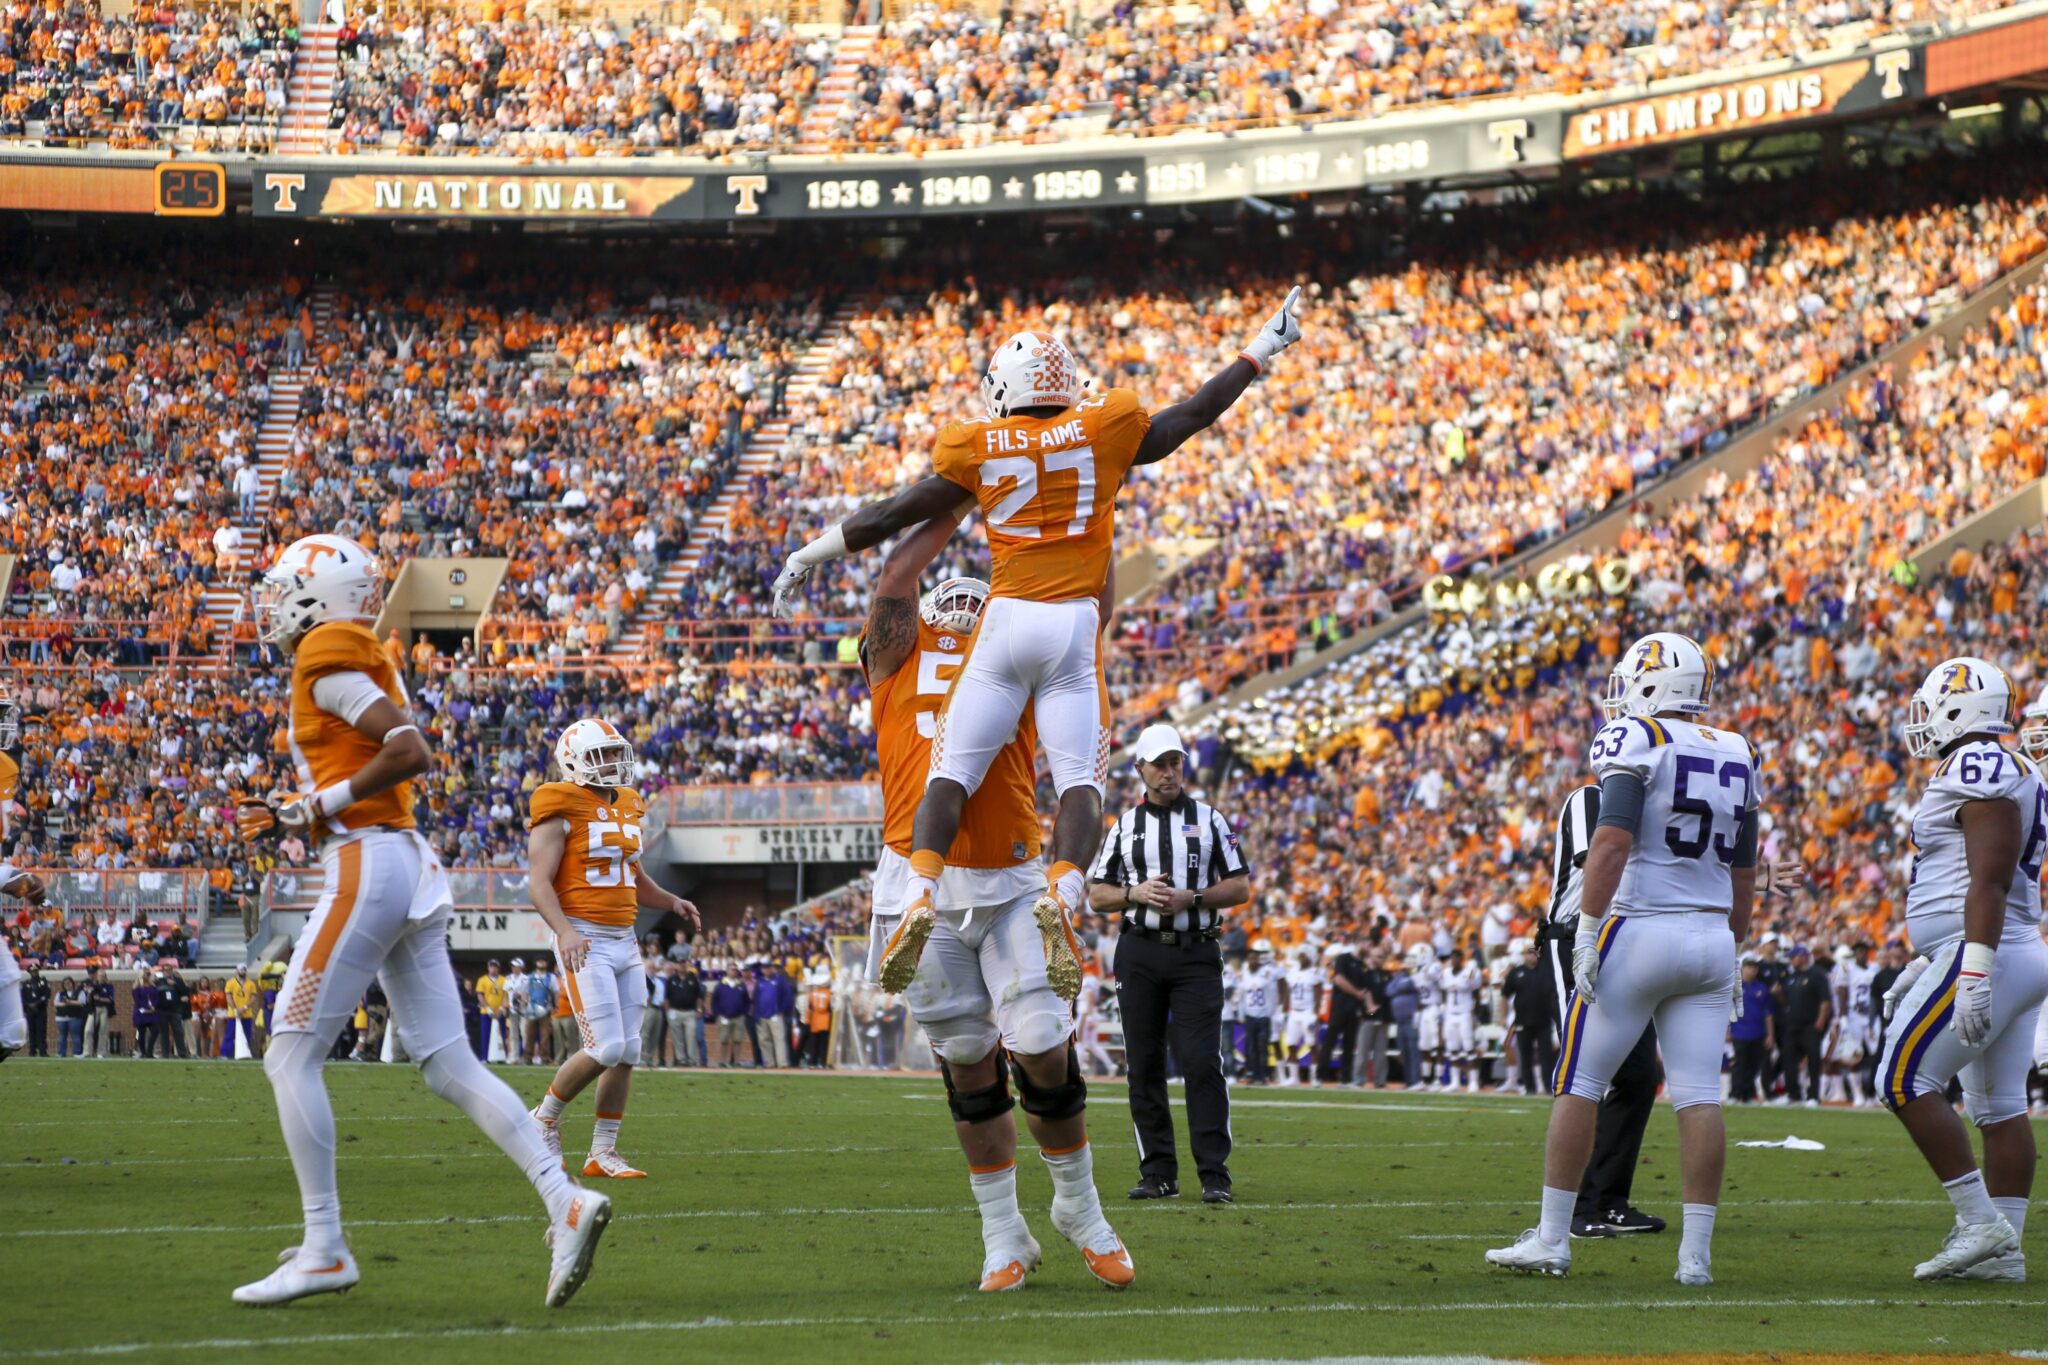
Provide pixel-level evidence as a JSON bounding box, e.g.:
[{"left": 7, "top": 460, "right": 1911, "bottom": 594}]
[
  {"left": 2021, "top": 701, "right": 2048, "bottom": 762},
  {"left": 1602, "top": 631, "right": 1713, "bottom": 721},
  {"left": 1905, "top": 656, "right": 2019, "bottom": 759},
  {"left": 555, "top": 718, "right": 635, "bottom": 788},
  {"left": 919, "top": 577, "right": 989, "bottom": 636},
  {"left": 255, "top": 533, "right": 384, "bottom": 648}
]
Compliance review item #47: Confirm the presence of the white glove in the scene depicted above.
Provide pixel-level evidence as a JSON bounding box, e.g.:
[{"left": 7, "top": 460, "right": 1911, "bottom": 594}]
[
  {"left": 1728, "top": 971, "right": 1744, "bottom": 1024},
  {"left": 1571, "top": 921, "right": 1603, "bottom": 1005},
  {"left": 1951, "top": 944, "right": 1995, "bottom": 1048},
  {"left": 1240, "top": 286, "right": 1304, "bottom": 372},
  {"left": 770, "top": 555, "right": 812, "bottom": 620},
  {"left": 1881, "top": 955, "right": 1930, "bottom": 1021}
]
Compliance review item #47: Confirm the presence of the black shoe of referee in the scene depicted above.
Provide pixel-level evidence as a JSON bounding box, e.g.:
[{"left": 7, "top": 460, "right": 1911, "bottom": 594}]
[
  {"left": 1201, "top": 1184, "right": 1234, "bottom": 1205},
  {"left": 1128, "top": 1177, "right": 1179, "bottom": 1200},
  {"left": 1599, "top": 1206, "right": 1666, "bottom": 1234}
]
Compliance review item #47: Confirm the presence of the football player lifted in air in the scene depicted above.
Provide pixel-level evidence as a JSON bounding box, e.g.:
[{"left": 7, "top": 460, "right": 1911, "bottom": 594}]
[
  {"left": 234, "top": 534, "right": 608, "bottom": 1308},
  {"left": 772, "top": 289, "right": 1307, "bottom": 1009},
  {"left": 528, "top": 719, "right": 700, "bottom": 1180},
  {"left": 1875, "top": 658, "right": 2047, "bottom": 1282},
  {"left": 860, "top": 510, "right": 1131, "bottom": 1291},
  {"left": 0, "top": 680, "right": 43, "bottom": 1062},
  {"left": 1489, "top": 632, "right": 1759, "bottom": 1286}
]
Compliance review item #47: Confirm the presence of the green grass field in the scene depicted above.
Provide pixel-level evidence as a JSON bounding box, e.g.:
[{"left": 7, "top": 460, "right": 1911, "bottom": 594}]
[{"left": 2, "top": 1059, "right": 2044, "bottom": 1363}]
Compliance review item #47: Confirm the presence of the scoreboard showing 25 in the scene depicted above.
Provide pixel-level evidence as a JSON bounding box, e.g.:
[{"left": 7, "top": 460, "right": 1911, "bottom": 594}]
[{"left": 155, "top": 162, "right": 226, "bottom": 217}]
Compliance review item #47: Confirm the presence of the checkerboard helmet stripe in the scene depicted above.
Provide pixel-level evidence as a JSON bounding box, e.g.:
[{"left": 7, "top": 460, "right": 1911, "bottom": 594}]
[{"left": 981, "top": 331, "right": 1079, "bottom": 419}]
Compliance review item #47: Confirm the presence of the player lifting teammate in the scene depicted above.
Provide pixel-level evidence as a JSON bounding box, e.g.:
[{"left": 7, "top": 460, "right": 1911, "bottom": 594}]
[
  {"left": 858, "top": 510, "right": 1131, "bottom": 1291},
  {"left": 233, "top": 534, "right": 609, "bottom": 1308},
  {"left": 1489, "top": 633, "right": 1759, "bottom": 1286},
  {"left": 772, "top": 289, "right": 1306, "bottom": 1006},
  {"left": 1874, "top": 657, "right": 2046, "bottom": 1282},
  {"left": 0, "top": 681, "right": 43, "bottom": 1062},
  {"left": 528, "top": 720, "right": 701, "bottom": 1180}
]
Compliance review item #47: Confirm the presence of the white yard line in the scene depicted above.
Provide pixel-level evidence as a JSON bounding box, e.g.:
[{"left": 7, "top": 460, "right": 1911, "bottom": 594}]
[{"left": 4, "top": 1296, "right": 2041, "bottom": 1360}]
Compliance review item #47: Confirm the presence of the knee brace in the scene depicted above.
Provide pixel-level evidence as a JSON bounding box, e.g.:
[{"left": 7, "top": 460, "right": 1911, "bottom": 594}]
[
  {"left": 1011, "top": 1043, "right": 1088, "bottom": 1121},
  {"left": 940, "top": 1058, "right": 1014, "bottom": 1125}
]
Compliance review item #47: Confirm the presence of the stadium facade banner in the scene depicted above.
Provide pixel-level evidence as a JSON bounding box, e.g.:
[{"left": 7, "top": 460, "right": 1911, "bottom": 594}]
[
  {"left": 1925, "top": 11, "right": 2048, "bottom": 94},
  {"left": 1562, "top": 49, "right": 1923, "bottom": 158},
  {"left": 249, "top": 114, "right": 1566, "bottom": 222},
  {"left": 668, "top": 823, "right": 883, "bottom": 865}
]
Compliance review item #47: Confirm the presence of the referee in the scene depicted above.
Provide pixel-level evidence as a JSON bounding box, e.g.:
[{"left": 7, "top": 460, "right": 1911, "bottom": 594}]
[
  {"left": 1544, "top": 782, "right": 1665, "bottom": 1238},
  {"left": 1089, "top": 724, "right": 1250, "bottom": 1205}
]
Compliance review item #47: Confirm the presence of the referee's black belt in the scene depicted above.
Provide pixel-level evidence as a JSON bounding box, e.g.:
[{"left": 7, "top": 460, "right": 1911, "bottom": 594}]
[
  {"left": 1123, "top": 924, "right": 1218, "bottom": 946},
  {"left": 1541, "top": 921, "right": 1579, "bottom": 944}
]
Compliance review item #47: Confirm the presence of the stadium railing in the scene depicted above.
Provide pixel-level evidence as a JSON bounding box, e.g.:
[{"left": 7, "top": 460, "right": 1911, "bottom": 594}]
[{"left": 657, "top": 782, "right": 881, "bottom": 827}]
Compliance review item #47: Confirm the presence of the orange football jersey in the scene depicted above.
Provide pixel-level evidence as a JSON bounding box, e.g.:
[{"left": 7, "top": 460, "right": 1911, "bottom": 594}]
[
  {"left": 289, "top": 621, "right": 415, "bottom": 832},
  {"left": 864, "top": 616, "right": 1041, "bottom": 868},
  {"left": 528, "top": 781, "right": 647, "bottom": 928},
  {"left": 932, "top": 388, "right": 1151, "bottom": 602},
  {"left": 0, "top": 751, "right": 17, "bottom": 841}
]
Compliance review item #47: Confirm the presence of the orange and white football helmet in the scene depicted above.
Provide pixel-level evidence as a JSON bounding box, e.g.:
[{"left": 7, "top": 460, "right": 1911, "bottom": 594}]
[
  {"left": 919, "top": 577, "right": 988, "bottom": 636},
  {"left": 980, "top": 331, "right": 1078, "bottom": 419},
  {"left": 555, "top": 719, "right": 635, "bottom": 788},
  {"left": 255, "top": 533, "right": 384, "bottom": 647}
]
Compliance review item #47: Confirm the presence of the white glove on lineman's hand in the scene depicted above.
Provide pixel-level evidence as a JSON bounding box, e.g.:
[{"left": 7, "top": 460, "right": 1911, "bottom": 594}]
[
  {"left": 1572, "top": 921, "right": 1603, "bottom": 1005},
  {"left": 1240, "top": 286, "right": 1303, "bottom": 373},
  {"left": 770, "top": 556, "right": 811, "bottom": 619},
  {"left": 1881, "top": 955, "right": 1931, "bottom": 1021},
  {"left": 1951, "top": 944, "right": 1995, "bottom": 1048},
  {"left": 1728, "top": 970, "right": 1744, "bottom": 1024}
]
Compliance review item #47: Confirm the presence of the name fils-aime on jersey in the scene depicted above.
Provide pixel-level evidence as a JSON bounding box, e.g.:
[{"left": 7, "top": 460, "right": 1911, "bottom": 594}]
[
  {"left": 1587, "top": 714, "right": 1759, "bottom": 913},
  {"left": 864, "top": 613, "right": 1040, "bottom": 869},
  {"left": 1908, "top": 740, "right": 2048, "bottom": 949},
  {"left": 291, "top": 620, "right": 415, "bottom": 833},
  {"left": 528, "top": 782, "right": 648, "bottom": 928},
  {"left": 932, "top": 388, "right": 1151, "bottom": 603}
]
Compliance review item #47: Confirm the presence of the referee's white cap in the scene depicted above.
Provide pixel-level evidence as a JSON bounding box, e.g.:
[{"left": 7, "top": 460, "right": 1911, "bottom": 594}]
[{"left": 1133, "top": 723, "right": 1187, "bottom": 763}]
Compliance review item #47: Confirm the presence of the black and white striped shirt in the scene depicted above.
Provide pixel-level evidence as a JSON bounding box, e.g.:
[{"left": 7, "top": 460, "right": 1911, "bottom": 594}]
[
  {"left": 1548, "top": 784, "right": 1600, "bottom": 927},
  {"left": 1089, "top": 794, "right": 1250, "bottom": 933}
]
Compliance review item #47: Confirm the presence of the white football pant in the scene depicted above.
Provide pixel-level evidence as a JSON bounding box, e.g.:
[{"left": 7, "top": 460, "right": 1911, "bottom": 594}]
[
  {"left": 1556, "top": 912, "right": 1734, "bottom": 1110},
  {"left": 1878, "top": 936, "right": 2048, "bottom": 1126},
  {"left": 873, "top": 889, "right": 1074, "bottom": 1065},
  {"left": 560, "top": 920, "right": 645, "bottom": 1068},
  {"left": 929, "top": 597, "right": 1109, "bottom": 798}
]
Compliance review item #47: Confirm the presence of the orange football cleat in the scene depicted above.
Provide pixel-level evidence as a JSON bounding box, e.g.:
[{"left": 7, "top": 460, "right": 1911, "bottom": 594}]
[{"left": 582, "top": 1149, "right": 647, "bottom": 1179}]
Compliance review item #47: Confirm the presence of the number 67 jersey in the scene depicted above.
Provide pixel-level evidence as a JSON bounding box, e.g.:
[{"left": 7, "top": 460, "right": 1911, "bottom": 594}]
[
  {"left": 527, "top": 782, "right": 646, "bottom": 927},
  {"left": 1907, "top": 742, "right": 2047, "bottom": 951},
  {"left": 1588, "top": 716, "right": 1759, "bottom": 915}
]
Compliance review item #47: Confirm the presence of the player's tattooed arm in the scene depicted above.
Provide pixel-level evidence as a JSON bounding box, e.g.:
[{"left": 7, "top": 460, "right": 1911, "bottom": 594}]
[
  {"left": 863, "top": 596, "right": 919, "bottom": 684},
  {"left": 863, "top": 510, "right": 965, "bottom": 683}
]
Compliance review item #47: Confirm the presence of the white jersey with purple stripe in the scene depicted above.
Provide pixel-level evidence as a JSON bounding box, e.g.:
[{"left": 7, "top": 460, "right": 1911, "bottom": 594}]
[
  {"left": 1905, "top": 740, "right": 2047, "bottom": 952},
  {"left": 1587, "top": 715, "right": 1757, "bottom": 917}
]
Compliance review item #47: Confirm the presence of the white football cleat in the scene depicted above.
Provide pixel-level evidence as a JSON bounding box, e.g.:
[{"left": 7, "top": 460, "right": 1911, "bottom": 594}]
[
  {"left": 545, "top": 1188, "right": 613, "bottom": 1308},
  {"left": 1485, "top": 1229, "right": 1570, "bottom": 1277},
  {"left": 1675, "top": 1253, "right": 1712, "bottom": 1285},
  {"left": 233, "top": 1248, "right": 360, "bottom": 1305},
  {"left": 978, "top": 1232, "right": 1043, "bottom": 1292},
  {"left": 1914, "top": 1218, "right": 2018, "bottom": 1281},
  {"left": 1953, "top": 1250, "right": 2025, "bottom": 1282},
  {"left": 1050, "top": 1200, "right": 1134, "bottom": 1289},
  {"left": 531, "top": 1105, "right": 566, "bottom": 1173},
  {"left": 582, "top": 1148, "right": 647, "bottom": 1179}
]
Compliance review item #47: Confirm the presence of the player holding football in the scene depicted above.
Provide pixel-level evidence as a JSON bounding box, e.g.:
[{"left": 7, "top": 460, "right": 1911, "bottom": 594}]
[
  {"left": 860, "top": 511, "right": 1132, "bottom": 1292},
  {"left": 528, "top": 720, "right": 700, "bottom": 1180},
  {"left": 772, "top": 290, "right": 1306, "bottom": 1005},
  {"left": 234, "top": 534, "right": 607, "bottom": 1308},
  {"left": 0, "top": 680, "right": 44, "bottom": 1062},
  {"left": 1489, "top": 633, "right": 1758, "bottom": 1285},
  {"left": 1874, "top": 657, "right": 2046, "bottom": 1282}
]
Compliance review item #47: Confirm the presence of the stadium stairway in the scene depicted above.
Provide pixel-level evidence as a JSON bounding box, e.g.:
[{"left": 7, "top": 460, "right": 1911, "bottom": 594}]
[
  {"left": 794, "top": 25, "right": 879, "bottom": 151},
  {"left": 277, "top": 24, "right": 340, "bottom": 156},
  {"left": 605, "top": 297, "right": 867, "bottom": 662},
  {"left": 198, "top": 284, "right": 336, "bottom": 639}
]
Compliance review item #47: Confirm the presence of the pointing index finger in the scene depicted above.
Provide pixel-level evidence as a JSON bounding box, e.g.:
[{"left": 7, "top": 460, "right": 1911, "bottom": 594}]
[{"left": 1282, "top": 285, "right": 1302, "bottom": 315}]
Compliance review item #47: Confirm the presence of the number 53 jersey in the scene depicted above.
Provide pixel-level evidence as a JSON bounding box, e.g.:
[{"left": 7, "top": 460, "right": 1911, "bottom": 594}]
[
  {"left": 1588, "top": 716, "right": 1759, "bottom": 915},
  {"left": 527, "top": 782, "right": 646, "bottom": 928},
  {"left": 1906, "top": 741, "right": 2047, "bottom": 951}
]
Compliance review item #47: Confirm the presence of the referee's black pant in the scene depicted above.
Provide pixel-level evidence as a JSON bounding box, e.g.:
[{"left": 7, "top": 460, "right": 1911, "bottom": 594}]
[
  {"left": 1545, "top": 929, "right": 1661, "bottom": 1219},
  {"left": 1115, "top": 932, "right": 1231, "bottom": 1190}
]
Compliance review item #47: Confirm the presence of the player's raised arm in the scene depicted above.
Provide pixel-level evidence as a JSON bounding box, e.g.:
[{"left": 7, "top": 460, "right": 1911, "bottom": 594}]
[
  {"left": 859, "top": 509, "right": 969, "bottom": 684},
  {"left": 1133, "top": 286, "right": 1304, "bottom": 467},
  {"left": 772, "top": 477, "right": 973, "bottom": 619}
]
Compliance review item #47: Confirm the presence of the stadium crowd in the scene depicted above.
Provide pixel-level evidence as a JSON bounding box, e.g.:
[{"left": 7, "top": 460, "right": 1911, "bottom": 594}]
[
  {"left": 0, "top": 0, "right": 296, "bottom": 147},
  {"left": 316, "top": 0, "right": 2024, "bottom": 155}
]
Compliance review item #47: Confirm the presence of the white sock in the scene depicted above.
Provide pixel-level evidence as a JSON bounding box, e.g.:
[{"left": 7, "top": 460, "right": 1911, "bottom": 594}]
[
  {"left": 536, "top": 1087, "right": 567, "bottom": 1123},
  {"left": 1943, "top": 1169, "right": 1998, "bottom": 1225},
  {"left": 909, "top": 873, "right": 938, "bottom": 904},
  {"left": 264, "top": 1033, "right": 346, "bottom": 1261},
  {"left": 1538, "top": 1185, "right": 1576, "bottom": 1245},
  {"left": 1051, "top": 866, "right": 1085, "bottom": 909},
  {"left": 421, "top": 1042, "right": 576, "bottom": 1224},
  {"left": 1681, "top": 1203, "right": 1716, "bottom": 1262},
  {"left": 970, "top": 1161, "right": 1027, "bottom": 1249},
  {"left": 1042, "top": 1140, "right": 1104, "bottom": 1219},
  {"left": 1844, "top": 1071, "right": 1862, "bottom": 1104},
  {"left": 1992, "top": 1195, "right": 2027, "bottom": 1240},
  {"left": 591, "top": 1114, "right": 622, "bottom": 1154}
]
